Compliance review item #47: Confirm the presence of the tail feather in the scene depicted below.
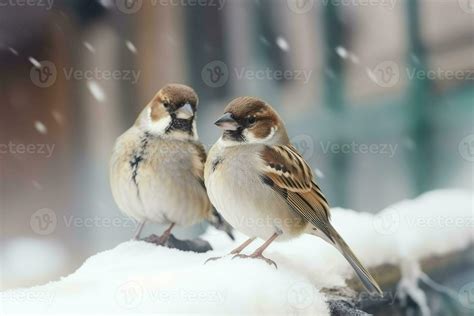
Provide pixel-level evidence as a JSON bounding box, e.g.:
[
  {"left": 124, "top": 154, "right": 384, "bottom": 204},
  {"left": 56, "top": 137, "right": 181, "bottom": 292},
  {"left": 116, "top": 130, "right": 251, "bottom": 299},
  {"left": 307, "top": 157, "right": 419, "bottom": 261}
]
[
  {"left": 327, "top": 225, "right": 383, "bottom": 296},
  {"left": 208, "top": 208, "right": 235, "bottom": 240}
]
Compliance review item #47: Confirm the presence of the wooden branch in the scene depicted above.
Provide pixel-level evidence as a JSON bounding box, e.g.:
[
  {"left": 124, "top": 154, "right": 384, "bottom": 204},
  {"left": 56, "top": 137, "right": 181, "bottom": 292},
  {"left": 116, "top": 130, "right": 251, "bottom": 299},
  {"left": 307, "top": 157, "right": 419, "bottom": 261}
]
[{"left": 323, "top": 245, "right": 474, "bottom": 315}]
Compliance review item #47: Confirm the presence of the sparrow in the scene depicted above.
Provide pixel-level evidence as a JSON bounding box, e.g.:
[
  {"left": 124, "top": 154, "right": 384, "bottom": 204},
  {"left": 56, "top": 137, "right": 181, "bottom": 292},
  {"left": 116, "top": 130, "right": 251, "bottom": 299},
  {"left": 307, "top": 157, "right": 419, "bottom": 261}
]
[
  {"left": 110, "top": 83, "right": 233, "bottom": 244},
  {"left": 204, "top": 96, "right": 382, "bottom": 296}
]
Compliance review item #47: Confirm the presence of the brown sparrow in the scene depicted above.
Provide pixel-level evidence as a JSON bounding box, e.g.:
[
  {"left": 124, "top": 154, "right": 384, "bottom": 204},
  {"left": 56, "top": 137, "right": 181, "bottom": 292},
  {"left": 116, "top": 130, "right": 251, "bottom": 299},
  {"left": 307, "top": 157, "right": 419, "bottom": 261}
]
[
  {"left": 110, "top": 84, "right": 233, "bottom": 244},
  {"left": 204, "top": 96, "right": 382, "bottom": 296}
]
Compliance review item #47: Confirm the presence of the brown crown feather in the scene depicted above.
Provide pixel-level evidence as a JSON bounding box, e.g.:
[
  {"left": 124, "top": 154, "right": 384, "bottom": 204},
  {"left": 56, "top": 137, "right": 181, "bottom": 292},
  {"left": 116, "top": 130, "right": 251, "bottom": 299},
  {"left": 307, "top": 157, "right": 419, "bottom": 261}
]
[
  {"left": 224, "top": 96, "right": 288, "bottom": 143},
  {"left": 150, "top": 84, "right": 198, "bottom": 122}
]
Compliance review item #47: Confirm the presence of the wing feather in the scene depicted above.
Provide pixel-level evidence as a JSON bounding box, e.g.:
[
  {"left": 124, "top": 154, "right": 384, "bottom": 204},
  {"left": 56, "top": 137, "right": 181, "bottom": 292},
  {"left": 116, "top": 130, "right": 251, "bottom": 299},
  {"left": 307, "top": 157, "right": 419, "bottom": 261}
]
[{"left": 259, "top": 145, "right": 332, "bottom": 238}]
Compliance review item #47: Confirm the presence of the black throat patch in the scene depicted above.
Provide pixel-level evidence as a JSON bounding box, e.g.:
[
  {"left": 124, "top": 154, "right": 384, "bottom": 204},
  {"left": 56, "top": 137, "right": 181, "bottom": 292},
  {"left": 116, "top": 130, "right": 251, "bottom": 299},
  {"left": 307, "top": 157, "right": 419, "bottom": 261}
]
[
  {"left": 223, "top": 128, "right": 246, "bottom": 142},
  {"left": 165, "top": 113, "right": 194, "bottom": 135}
]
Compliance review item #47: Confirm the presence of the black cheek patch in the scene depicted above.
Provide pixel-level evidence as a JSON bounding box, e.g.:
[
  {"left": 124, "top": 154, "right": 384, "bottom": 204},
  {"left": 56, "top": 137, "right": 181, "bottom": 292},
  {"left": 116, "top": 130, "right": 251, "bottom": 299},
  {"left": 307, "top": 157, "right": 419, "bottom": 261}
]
[{"left": 223, "top": 128, "right": 246, "bottom": 142}]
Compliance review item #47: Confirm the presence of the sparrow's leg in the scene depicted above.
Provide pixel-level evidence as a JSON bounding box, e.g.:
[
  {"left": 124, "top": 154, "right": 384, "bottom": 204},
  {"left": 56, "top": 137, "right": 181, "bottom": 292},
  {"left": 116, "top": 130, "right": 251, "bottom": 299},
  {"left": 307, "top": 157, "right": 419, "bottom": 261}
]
[
  {"left": 133, "top": 221, "right": 146, "bottom": 240},
  {"left": 204, "top": 237, "right": 256, "bottom": 264},
  {"left": 157, "top": 223, "right": 176, "bottom": 245},
  {"left": 233, "top": 232, "right": 280, "bottom": 268}
]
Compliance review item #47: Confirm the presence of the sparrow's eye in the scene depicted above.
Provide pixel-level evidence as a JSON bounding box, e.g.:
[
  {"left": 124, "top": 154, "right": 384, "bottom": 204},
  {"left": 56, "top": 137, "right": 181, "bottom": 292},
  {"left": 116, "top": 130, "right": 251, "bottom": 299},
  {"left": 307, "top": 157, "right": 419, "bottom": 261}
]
[
  {"left": 246, "top": 116, "right": 256, "bottom": 126},
  {"left": 163, "top": 102, "right": 171, "bottom": 109}
]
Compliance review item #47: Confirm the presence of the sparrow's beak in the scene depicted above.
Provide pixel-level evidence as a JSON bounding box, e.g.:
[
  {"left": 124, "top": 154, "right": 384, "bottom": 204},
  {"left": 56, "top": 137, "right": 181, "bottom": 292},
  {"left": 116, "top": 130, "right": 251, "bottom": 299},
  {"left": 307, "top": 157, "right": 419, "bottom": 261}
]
[
  {"left": 214, "top": 113, "right": 238, "bottom": 131},
  {"left": 176, "top": 102, "right": 194, "bottom": 119}
]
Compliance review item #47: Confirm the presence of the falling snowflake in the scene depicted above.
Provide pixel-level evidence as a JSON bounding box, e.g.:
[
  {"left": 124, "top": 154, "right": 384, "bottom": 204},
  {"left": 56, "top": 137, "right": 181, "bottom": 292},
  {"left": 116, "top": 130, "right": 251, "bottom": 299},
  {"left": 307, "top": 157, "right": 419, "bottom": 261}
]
[
  {"left": 410, "top": 54, "right": 420, "bottom": 64},
  {"left": 29, "top": 57, "right": 41, "bottom": 68},
  {"left": 349, "top": 53, "right": 360, "bottom": 64},
  {"left": 258, "top": 36, "right": 269, "bottom": 47},
  {"left": 98, "top": 0, "right": 113, "bottom": 8},
  {"left": 34, "top": 121, "right": 48, "bottom": 134},
  {"left": 52, "top": 110, "right": 63, "bottom": 124},
  {"left": 336, "top": 46, "right": 348, "bottom": 59},
  {"left": 126, "top": 41, "right": 137, "bottom": 54},
  {"left": 83, "top": 42, "right": 96, "bottom": 53},
  {"left": 366, "top": 68, "right": 377, "bottom": 82},
  {"left": 9, "top": 47, "right": 18, "bottom": 56},
  {"left": 325, "top": 68, "right": 336, "bottom": 79},
  {"left": 315, "top": 168, "right": 325, "bottom": 179},
  {"left": 276, "top": 37, "right": 289, "bottom": 52},
  {"left": 32, "top": 180, "right": 43, "bottom": 190},
  {"left": 87, "top": 81, "right": 105, "bottom": 102}
]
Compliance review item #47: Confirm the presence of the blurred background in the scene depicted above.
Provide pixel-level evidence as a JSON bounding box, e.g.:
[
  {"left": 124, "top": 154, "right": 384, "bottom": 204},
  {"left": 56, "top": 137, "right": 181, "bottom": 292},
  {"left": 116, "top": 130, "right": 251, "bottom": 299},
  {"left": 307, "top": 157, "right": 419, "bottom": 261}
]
[{"left": 0, "top": 0, "right": 473, "bottom": 291}]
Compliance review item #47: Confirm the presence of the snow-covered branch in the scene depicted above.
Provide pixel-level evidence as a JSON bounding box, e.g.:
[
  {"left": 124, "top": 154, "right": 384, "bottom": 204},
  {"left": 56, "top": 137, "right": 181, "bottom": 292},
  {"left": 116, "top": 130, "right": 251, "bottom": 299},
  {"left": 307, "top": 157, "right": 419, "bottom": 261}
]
[{"left": 2, "top": 190, "right": 472, "bottom": 315}]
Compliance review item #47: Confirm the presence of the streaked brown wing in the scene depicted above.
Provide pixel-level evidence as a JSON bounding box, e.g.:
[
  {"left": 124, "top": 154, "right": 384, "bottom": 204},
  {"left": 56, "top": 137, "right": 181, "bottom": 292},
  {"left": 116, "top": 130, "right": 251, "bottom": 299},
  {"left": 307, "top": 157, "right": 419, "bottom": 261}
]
[
  {"left": 191, "top": 142, "right": 207, "bottom": 188},
  {"left": 259, "top": 145, "right": 332, "bottom": 238},
  {"left": 260, "top": 145, "right": 313, "bottom": 192}
]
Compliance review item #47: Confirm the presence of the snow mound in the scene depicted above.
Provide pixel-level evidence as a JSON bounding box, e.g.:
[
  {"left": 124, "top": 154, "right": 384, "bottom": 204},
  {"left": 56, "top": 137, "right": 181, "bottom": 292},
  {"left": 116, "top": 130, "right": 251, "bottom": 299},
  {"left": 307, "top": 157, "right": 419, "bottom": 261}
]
[{"left": 1, "top": 190, "right": 472, "bottom": 315}]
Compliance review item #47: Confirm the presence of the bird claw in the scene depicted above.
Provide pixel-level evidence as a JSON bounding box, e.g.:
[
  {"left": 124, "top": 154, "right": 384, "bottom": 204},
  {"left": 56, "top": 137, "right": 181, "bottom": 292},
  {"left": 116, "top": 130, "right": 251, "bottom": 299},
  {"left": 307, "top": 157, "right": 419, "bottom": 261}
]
[
  {"left": 141, "top": 234, "right": 167, "bottom": 246},
  {"left": 232, "top": 254, "right": 278, "bottom": 269}
]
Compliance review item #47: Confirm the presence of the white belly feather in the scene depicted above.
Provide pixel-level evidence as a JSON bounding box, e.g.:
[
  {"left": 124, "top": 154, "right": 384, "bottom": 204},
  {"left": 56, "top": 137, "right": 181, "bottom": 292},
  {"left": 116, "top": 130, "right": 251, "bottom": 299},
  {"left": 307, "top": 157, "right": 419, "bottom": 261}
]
[
  {"left": 205, "top": 143, "right": 306, "bottom": 241},
  {"left": 110, "top": 128, "right": 209, "bottom": 225}
]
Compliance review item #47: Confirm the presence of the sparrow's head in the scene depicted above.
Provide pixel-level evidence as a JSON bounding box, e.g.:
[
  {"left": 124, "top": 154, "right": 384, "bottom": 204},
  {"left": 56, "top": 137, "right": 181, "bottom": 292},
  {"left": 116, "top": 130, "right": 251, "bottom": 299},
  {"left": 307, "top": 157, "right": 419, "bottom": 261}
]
[
  {"left": 215, "top": 97, "right": 289, "bottom": 146},
  {"left": 138, "top": 83, "right": 198, "bottom": 139}
]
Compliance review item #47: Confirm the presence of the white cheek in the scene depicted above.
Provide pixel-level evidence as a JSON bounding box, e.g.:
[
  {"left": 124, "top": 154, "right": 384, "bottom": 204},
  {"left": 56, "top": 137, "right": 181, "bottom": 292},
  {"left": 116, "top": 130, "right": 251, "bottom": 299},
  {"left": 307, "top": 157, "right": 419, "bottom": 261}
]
[
  {"left": 191, "top": 120, "right": 198, "bottom": 140},
  {"left": 244, "top": 126, "right": 277, "bottom": 144},
  {"left": 148, "top": 113, "right": 172, "bottom": 135}
]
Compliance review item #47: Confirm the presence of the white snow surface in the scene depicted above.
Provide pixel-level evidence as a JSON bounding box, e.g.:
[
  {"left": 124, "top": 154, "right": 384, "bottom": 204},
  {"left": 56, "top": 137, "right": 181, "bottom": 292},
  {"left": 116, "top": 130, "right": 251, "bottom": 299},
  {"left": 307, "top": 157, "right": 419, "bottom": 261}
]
[{"left": 1, "top": 190, "right": 472, "bottom": 315}]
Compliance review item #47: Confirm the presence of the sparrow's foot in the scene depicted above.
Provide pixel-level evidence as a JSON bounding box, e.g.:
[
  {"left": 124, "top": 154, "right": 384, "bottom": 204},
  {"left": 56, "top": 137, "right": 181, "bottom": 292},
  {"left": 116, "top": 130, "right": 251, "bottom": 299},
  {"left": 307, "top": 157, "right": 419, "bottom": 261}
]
[
  {"left": 142, "top": 234, "right": 162, "bottom": 245},
  {"left": 141, "top": 234, "right": 169, "bottom": 246},
  {"left": 156, "top": 234, "right": 170, "bottom": 246},
  {"left": 142, "top": 234, "right": 212, "bottom": 253},
  {"left": 232, "top": 253, "right": 278, "bottom": 269}
]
